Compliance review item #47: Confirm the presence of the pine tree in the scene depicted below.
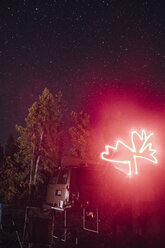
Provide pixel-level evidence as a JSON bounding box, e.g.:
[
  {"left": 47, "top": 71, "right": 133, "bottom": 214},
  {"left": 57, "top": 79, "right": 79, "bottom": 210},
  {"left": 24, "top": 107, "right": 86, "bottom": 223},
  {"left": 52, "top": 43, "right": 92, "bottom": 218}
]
[
  {"left": 16, "top": 88, "right": 66, "bottom": 198},
  {"left": 0, "top": 136, "right": 20, "bottom": 203},
  {"left": 69, "top": 111, "right": 92, "bottom": 163},
  {"left": 0, "top": 139, "right": 4, "bottom": 168},
  {"left": 0, "top": 140, "right": 4, "bottom": 201},
  {"left": 5, "top": 134, "right": 17, "bottom": 159},
  {"left": 1, "top": 156, "right": 18, "bottom": 202}
]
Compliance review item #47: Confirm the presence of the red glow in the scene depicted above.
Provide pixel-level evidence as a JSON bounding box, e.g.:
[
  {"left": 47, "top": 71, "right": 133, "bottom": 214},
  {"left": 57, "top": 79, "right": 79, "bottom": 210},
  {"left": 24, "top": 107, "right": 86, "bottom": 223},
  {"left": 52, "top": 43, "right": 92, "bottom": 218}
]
[
  {"left": 101, "top": 130, "right": 158, "bottom": 176},
  {"left": 83, "top": 84, "right": 164, "bottom": 203}
]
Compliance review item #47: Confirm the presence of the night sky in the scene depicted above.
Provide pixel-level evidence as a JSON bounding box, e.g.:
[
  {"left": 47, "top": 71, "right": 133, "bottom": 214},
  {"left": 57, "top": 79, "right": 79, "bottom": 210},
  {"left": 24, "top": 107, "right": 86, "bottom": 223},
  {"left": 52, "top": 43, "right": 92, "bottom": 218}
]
[{"left": 0, "top": 0, "right": 164, "bottom": 146}]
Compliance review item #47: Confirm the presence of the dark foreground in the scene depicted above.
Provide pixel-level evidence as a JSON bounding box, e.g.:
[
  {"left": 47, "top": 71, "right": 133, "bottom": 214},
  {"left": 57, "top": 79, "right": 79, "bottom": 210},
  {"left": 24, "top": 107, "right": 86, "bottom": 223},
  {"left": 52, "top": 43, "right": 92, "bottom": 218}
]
[
  {"left": 0, "top": 206, "right": 165, "bottom": 248},
  {"left": 0, "top": 229, "right": 165, "bottom": 248}
]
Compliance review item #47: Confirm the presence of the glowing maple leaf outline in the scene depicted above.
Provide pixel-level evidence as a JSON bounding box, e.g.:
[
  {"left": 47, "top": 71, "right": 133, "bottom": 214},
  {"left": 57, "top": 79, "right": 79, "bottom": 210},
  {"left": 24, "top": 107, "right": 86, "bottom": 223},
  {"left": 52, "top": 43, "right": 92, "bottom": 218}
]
[{"left": 101, "top": 130, "right": 158, "bottom": 176}]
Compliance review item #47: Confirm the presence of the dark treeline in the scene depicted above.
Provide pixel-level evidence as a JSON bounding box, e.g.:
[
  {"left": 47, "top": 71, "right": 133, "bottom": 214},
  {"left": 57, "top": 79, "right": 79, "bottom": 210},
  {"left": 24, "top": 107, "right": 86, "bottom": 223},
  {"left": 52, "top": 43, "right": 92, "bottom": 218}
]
[{"left": 0, "top": 88, "right": 93, "bottom": 205}]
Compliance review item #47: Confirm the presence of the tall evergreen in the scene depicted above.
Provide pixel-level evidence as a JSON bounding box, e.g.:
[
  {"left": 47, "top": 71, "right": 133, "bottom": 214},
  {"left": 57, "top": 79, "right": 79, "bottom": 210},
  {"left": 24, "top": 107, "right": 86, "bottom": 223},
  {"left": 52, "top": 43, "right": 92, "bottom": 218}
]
[
  {"left": 0, "top": 136, "right": 19, "bottom": 203},
  {"left": 0, "top": 139, "right": 4, "bottom": 168},
  {"left": 5, "top": 134, "right": 17, "bottom": 159},
  {"left": 0, "top": 140, "right": 4, "bottom": 202},
  {"left": 69, "top": 111, "right": 92, "bottom": 163},
  {"left": 16, "top": 88, "right": 66, "bottom": 197}
]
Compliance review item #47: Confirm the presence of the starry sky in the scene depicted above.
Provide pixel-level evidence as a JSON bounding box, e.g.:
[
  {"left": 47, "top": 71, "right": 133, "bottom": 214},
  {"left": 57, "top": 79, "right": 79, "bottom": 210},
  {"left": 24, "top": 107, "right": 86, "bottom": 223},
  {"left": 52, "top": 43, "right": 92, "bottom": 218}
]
[{"left": 0, "top": 0, "right": 164, "bottom": 145}]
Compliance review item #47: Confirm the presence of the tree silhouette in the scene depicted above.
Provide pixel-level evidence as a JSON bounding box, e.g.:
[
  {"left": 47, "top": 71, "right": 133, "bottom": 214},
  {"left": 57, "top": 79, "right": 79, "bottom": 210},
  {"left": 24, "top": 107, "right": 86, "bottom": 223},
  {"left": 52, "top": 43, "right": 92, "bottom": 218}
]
[
  {"left": 69, "top": 111, "right": 92, "bottom": 164},
  {"left": 0, "top": 139, "right": 4, "bottom": 168},
  {"left": 5, "top": 134, "right": 17, "bottom": 159},
  {"left": 16, "top": 88, "right": 66, "bottom": 198}
]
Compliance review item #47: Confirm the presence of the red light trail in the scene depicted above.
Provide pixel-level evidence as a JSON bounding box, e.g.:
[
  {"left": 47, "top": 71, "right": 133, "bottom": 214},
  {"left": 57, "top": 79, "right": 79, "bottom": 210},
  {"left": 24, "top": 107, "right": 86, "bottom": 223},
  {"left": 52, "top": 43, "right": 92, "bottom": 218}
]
[{"left": 101, "top": 130, "right": 158, "bottom": 176}]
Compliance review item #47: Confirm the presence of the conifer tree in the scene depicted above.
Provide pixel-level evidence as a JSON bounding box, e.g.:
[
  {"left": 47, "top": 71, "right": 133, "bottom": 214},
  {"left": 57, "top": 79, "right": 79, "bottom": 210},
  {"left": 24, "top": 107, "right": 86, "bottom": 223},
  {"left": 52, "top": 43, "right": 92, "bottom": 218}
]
[
  {"left": 0, "top": 139, "right": 4, "bottom": 168},
  {"left": 0, "top": 136, "right": 20, "bottom": 203},
  {"left": 0, "top": 140, "right": 4, "bottom": 201},
  {"left": 16, "top": 88, "right": 66, "bottom": 196},
  {"left": 5, "top": 134, "right": 17, "bottom": 159},
  {"left": 69, "top": 111, "right": 92, "bottom": 163}
]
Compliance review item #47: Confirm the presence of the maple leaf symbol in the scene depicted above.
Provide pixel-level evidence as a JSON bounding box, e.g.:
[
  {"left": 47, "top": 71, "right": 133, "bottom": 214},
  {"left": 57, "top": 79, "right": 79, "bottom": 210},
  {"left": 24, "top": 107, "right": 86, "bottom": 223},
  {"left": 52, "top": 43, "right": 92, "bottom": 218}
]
[{"left": 101, "top": 130, "right": 158, "bottom": 176}]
